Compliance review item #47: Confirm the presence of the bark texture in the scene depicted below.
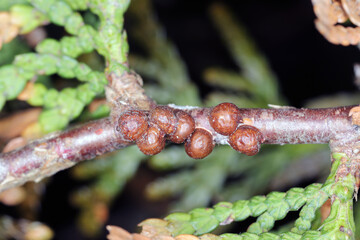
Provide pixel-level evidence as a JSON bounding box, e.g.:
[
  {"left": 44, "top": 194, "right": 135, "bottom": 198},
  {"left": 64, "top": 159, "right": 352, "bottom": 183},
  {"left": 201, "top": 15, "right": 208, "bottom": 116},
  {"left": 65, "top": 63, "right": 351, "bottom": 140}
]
[{"left": 0, "top": 105, "right": 357, "bottom": 192}]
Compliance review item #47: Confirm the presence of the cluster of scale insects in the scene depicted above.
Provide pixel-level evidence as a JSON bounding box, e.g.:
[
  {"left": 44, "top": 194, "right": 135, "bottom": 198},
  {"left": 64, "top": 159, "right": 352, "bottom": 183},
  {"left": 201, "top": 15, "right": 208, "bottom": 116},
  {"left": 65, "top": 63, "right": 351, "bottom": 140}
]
[{"left": 116, "top": 103, "right": 265, "bottom": 159}]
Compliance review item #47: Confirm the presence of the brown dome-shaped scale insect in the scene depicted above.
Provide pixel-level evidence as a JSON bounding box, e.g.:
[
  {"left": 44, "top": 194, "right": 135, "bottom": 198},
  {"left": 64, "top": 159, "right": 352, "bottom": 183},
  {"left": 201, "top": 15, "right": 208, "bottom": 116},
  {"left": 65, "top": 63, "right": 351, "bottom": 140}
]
[
  {"left": 228, "top": 125, "right": 264, "bottom": 156},
  {"left": 168, "top": 110, "right": 195, "bottom": 144},
  {"left": 149, "top": 106, "right": 177, "bottom": 135},
  {"left": 117, "top": 110, "right": 149, "bottom": 141},
  {"left": 185, "top": 128, "right": 214, "bottom": 159},
  {"left": 136, "top": 124, "right": 165, "bottom": 155},
  {"left": 209, "top": 102, "right": 242, "bottom": 136}
]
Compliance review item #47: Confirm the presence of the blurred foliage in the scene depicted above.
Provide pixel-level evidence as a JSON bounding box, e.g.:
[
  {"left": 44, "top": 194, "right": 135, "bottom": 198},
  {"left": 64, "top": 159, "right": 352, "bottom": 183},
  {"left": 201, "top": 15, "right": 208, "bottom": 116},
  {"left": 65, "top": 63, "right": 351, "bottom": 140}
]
[
  {"left": 204, "top": 3, "right": 282, "bottom": 107},
  {"left": 0, "top": 38, "right": 30, "bottom": 66},
  {"left": 0, "top": 0, "right": 129, "bottom": 133},
  {"left": 136, "top": 154, "right": 355, "bottom": 239},
  {"left": 70, "top": 146, "right": 146, "bottom": 235},
  {"left": 0, "top": 0, "right": 131, "bottom": 238},
  {"left": 128, "top": 0, "right": 201, "bottom": 106},
  {"left": 0, "top": 0, "right": 359, "bottom": 239},
  {"left": 0, "top": 216, "right": 53, "bottom": 240}
]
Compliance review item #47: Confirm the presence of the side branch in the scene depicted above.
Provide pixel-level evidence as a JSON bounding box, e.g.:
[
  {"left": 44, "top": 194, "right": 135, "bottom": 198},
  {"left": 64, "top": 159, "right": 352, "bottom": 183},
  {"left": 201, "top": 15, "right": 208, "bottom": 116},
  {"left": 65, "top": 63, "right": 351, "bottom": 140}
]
[{"left": 0, "top": 105, "right": 357, "bottom": 192}]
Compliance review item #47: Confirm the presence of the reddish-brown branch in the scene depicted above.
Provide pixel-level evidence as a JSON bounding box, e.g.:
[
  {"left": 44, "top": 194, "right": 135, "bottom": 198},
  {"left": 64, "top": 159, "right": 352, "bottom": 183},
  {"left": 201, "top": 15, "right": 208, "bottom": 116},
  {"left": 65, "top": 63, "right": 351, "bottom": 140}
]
[
  {"left": 239, "top": 106, "right": 355, "bottom": 144},
  {"left": 184, "top": 105, "right": 356, "bottom": 144},
  {"left": 0, "top": 118, "right": 132, "bottom": 192},
  {"left": 0, "top": 105, "right": 357, "bottom": 192}
]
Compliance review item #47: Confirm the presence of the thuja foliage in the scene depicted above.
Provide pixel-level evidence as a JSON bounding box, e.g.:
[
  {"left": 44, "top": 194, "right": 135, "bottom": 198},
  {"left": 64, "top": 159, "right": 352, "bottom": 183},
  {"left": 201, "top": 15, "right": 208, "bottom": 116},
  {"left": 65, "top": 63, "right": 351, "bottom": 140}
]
[
  {"left": 0, "top": 0, "right": 127, "bottom": 133},
  {"left": 139, "top": 154, "right": 354, "bottom": 240},
  {"left": 0, "top": 0, "right": 359, "bottom": 240}
]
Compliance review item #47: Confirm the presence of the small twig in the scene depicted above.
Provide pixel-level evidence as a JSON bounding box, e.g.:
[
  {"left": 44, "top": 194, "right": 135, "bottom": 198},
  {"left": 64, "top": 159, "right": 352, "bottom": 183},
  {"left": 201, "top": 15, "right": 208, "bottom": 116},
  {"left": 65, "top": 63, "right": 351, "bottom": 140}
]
[
  {"left": 0, "top": 118, "right": 132, "bottom": 192},
  {"left": 0, "top": 105, "right": 357, "bottom": 192}
]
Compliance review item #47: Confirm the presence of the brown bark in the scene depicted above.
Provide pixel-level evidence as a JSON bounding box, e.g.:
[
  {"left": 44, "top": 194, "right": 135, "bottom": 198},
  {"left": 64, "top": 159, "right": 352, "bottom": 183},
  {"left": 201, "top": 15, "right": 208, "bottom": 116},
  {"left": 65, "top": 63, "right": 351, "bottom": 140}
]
[
  {"left": 0, "top": 105, "right": 357, "bottom": 192},
  {"left": 0, "top": 118, "right": 132, "bottom": 192}
]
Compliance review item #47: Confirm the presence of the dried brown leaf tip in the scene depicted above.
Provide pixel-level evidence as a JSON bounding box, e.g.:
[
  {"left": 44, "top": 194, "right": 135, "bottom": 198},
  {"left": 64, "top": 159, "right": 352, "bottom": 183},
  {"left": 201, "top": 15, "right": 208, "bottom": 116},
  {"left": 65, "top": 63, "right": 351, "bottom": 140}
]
[
  {"left": 342, "top": 0, "right": 360, "bottom": 26},
  {"left": 2, "top": 137, "right": 27, "bottom": 153},
  {"left": 320, "top": 199, "right": 332, "bottom": 223},
  {"left": 175, "top": 235, "right": 199, "bottom": 240},
  {"left": 0, "top": 187, "right": 26, "bottom": 206},
  {"left": 0, "top": 108, "right": 41, "bottom": 142},
  {"left": 88, "top": 98, "right": 107, "bottom": 113},
  {"left": 229, "top": 125, "right": 264, "bottom": 156},
  {"left": 349, "top": 106, "right": 360, "bottom": 125},
  {"left": 107, "top": 225, "right": 131, "bottom": 240},
  {"left": 106, "top": 225, "right": 151, "bottom": 240},
  {"left": 25, "top": 223, "right": 54, "bottom": 240},
  {"left": 106, "top": 224, "right": 205, "bottom": 240},
  {"left": 0, "top": 12, "right": 20, "bottom": 49},
  {"left": 312, "top": 0, "right": 360, "bottom": 45},
  {"left": 17, "top": 82, "right": 35, "bottom": 101},
  {"left": 139, "top": 218, "right": 172, "bottom": 239}
]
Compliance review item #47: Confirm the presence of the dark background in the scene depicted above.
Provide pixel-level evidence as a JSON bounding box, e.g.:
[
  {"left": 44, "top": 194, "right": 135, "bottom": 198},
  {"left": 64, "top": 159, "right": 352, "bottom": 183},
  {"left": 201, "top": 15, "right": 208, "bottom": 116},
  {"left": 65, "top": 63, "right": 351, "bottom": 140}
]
[
  {"left": 8, "top": 0, "right": 360, "bottom": 239},
  {"left": 151, "top": 0, "right": 360, "bottom": 106}
]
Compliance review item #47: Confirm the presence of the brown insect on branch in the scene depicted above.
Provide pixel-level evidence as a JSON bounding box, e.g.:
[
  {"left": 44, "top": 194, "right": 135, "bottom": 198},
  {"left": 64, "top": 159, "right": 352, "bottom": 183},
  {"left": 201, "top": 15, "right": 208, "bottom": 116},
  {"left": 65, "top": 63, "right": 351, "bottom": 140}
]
[
  {"left": 0, "top": 93, "right": 358, "bottom": 193},
  {"left": 1, "top": 1, "right": 360, "bottom": 218}
]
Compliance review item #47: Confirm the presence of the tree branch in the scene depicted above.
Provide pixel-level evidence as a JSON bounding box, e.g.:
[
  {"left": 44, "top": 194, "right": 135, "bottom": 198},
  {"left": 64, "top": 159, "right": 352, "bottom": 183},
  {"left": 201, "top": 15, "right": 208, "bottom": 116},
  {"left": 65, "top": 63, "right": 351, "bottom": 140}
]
[
  {"left": 0, "top": 105, "right": 357, "bottom": 192},
  {"left": 0, "top": 118, "right": 131, "bottom": 192},
  {"left": 236, "top": 106, "right": 356, "bottom": 144}
]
